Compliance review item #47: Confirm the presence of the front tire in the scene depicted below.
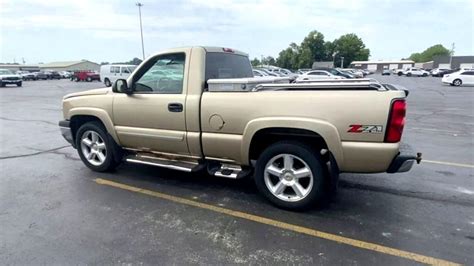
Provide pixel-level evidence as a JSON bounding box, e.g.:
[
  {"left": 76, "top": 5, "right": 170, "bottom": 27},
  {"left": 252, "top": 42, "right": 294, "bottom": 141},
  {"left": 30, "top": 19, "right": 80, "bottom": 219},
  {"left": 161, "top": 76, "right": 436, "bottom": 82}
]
[
  {"left": 17, "top": 82, "right": 22, "bottom": 87},
  {"left": 76, "top": 122, "right": 121, "bottom": 172},
  {"left": 254, "top": 141, "right": 326, "bottom": 210},
  {"left": 453, "top": 79, "right": 462, "bottom": 86},
  {"left": 86, "top": 77, "right": 92, "bottom": 82}
]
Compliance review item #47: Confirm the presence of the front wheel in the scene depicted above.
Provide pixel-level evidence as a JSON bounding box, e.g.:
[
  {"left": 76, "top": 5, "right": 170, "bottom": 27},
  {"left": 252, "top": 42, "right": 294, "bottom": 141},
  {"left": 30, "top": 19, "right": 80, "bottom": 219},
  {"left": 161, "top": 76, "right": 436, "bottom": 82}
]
[
  {"left": 76, "top": 122, "right": 121, "bottom": 172},
  {"left": 86, "top": 77, "right": 92, "bottom": 82},
  {"left": 407, "top": 73, "right": 412, "bottom": 77},
  {"left": 254, "top": 141, "right": 326, "bottom": 210},
  {"left": 17, "top": 82, "right": 22, "bottom": 87}
]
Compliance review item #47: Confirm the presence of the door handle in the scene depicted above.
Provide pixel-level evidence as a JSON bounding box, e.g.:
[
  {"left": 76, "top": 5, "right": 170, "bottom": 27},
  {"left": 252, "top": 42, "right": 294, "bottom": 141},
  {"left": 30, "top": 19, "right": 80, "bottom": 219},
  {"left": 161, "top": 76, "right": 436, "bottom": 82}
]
[{"left": 168, "top": 103, "right": 183, "bottom": 112}]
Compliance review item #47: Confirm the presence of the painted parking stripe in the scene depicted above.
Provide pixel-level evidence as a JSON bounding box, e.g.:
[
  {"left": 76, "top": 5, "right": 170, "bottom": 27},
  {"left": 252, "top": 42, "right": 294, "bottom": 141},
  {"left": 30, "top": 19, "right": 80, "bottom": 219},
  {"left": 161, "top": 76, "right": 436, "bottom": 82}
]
[
  {"left": 95, "top": 178, "right": 460, "bottom": 266},
  {"left": 423, "top": 160, "right": 474, "bottom": 168}
]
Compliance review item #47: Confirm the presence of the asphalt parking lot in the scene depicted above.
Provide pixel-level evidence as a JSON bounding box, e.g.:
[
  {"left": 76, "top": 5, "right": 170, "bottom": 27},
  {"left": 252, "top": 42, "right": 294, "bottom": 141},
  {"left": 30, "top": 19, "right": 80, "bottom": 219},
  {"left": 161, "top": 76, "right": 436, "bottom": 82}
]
[{"left": 0, "top": 76, "right": 473, "bottom": 265}]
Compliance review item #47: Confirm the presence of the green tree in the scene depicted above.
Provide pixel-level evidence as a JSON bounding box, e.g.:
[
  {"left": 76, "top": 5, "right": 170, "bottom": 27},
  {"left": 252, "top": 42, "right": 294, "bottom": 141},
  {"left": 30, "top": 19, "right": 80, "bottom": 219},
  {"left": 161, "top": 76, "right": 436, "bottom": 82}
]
[
  {"left": 261, "top": 56, "right": 276, "bottom": 66},
  {"left": 251, "top": 58, "right": 261, "bottom": 66},
  {"left": 277, "top": 43, "right": 299, "bottom": 69},
  {"left": 332, "top": 33, "right": 370, "bottom": 68},
  {"left": 409, "top": 44, "right": 450, "bottom": 62},
  {"left": 300, "top": 30, "right": 326, "bottom": 62}
]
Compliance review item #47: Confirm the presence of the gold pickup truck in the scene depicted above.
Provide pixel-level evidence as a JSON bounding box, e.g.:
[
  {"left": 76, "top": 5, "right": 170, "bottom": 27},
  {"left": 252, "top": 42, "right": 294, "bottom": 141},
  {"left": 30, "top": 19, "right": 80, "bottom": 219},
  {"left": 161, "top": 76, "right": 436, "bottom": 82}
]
[{"left": 59, "top": 46, "right": 421, "bottom": 210}]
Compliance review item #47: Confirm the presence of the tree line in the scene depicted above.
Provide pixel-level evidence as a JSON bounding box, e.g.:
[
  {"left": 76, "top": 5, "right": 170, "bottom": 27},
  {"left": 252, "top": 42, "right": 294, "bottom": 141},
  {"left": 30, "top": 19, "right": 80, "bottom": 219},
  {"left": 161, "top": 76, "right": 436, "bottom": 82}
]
[
  {"left": 251, "top": 30, "right": 370, "bottom": 70},
  {"left": 407, "top": 44, "right": 451, "bottom": 63}
]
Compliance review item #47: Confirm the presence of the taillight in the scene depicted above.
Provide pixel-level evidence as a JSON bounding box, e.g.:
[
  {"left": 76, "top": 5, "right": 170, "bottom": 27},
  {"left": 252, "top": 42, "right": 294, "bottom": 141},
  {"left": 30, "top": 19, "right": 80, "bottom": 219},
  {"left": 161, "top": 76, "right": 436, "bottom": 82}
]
[{"left": 385, "top": 99, "right": 406, "bottom": 143}]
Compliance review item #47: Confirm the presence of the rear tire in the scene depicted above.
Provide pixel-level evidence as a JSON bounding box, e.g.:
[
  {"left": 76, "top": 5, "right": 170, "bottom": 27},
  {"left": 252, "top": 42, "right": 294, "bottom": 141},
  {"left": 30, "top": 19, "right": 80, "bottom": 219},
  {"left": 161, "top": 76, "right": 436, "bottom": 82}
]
[
  {"left": 104, "top": 78, "right": 112, "bottom": 87},
  {"left": 76, "top": 121, "right": 121, "bottom": 172},
  {"left": 254, "top": 141, "right": 327, "bottom": 210},
  {"left": 17, "top": 82, "right": 22, "bottom": 87},
  {"left": 397, "top": 72, "right": 403, "bottom": 76},
  {"left": 407, "top": 73, "right": 412, "bottom": 77},
  {"left": 86, "top": 77, "right": 92, "bottom": 82},
  {"left": 453, "top": 79, "right": 462, "bottom": 86},
  {"left": 75, "top": 77, "right": 80, "bottom": 82}
]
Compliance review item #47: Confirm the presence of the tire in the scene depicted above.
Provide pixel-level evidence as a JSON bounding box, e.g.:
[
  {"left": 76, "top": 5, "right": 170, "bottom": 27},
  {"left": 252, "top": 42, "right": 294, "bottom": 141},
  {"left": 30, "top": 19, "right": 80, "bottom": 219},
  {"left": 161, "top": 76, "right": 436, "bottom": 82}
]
[
  {"left": 104, "top": 78, "right": 111, "bottom": 87},
  {"left": 422, "top": 73, "right": 427, "bottom": 77},
  {"left": 76, "top": 121, "right": 121, "bottom": 172},
  {"left": 86, "top": 77, "right": 92, "bottom": 82},
  {"left": 17, "top": 82, "right": 22, "bottom": 87},
  {"left": 453, "top": 79, "right": 462, "bottom": 86},
  {"left": 407, "top": 73, "right": 412, "bottom": 77},
  {"left": 254, "top": 141, "right": 327, "bottom": 210},
  {"left": 75, "top": 77, "right": 80, "bottom": 82},
  {"left": 0, "top": 82, "right": 4, "bottom": 87},
  {"left": 397, "top": 72, "right": 403, "bottom": 76}
]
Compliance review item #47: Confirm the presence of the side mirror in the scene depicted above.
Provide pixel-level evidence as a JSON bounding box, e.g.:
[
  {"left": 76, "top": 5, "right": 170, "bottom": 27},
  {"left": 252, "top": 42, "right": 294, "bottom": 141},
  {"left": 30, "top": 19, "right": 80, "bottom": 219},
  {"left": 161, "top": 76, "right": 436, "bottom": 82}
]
[{"left": 112, "top": 79, "right": 133, "bottom": 95}]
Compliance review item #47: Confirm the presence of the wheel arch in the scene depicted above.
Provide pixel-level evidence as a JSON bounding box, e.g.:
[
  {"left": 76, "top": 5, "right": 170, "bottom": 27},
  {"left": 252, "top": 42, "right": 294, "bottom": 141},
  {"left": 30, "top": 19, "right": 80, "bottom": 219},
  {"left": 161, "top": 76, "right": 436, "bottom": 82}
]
[
  {"left": 68, "top": 107, "right": 119, "bottom": 144},
  {"left": 242, "top": 117, "right": 344, "bottom": 167}
]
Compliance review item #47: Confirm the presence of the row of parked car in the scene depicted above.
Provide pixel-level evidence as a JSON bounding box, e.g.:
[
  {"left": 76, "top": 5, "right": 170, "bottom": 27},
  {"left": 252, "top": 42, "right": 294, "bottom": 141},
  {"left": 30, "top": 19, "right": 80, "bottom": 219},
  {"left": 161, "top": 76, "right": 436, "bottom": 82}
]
[
  {"left": 252, "top": 66, "right": 372, "bottom": 83},
  {"left": 16, "top": 70, "right": 72, "bottom": 80}
]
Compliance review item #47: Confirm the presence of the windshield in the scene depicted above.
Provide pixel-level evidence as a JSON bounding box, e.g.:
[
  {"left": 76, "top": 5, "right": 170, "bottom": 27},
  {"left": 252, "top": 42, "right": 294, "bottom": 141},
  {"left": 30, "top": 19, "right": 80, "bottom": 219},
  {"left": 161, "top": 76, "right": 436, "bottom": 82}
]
[
  {"left": 0, "top": 69, "right": 14, "bottom": 75},
  {"left": 205, "top": 52, "right": 253, "bottom": 84}
]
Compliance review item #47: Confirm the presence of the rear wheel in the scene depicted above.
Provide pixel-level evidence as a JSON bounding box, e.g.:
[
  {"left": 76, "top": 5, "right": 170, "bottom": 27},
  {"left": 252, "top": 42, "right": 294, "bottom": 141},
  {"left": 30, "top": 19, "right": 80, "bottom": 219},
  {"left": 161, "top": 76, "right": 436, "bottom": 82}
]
[
  {"left": 453, "top": 79, "right": 462, "bottom": 86},
  {"left": 407, "top": 73, "right": 412, "bottom": 77},
  {"left": 398, "top": 72, "right": 403, "bottom": 76},
  {"left": 75, "top": 77, "right": 80, "bottom": 82},
  {"left": 76, "top": 122, "right": 121, "bottom": 172},
  {"left": 86, "top": 77, "right": 92, "bottom": 82},
  {"left": 104, "top": 78, "right": 112, "bottom": 87},
  {"left": 17, "top": 82, "right": 22, "bottom": 87},
  {"left": 254, "top": 141, "right": 326, "bottom": 210}
]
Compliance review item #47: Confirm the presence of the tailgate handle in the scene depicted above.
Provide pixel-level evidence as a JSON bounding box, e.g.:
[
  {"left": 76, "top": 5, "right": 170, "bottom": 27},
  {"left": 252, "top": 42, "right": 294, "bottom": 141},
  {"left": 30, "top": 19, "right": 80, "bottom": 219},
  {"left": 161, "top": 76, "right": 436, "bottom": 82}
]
[{"left": 168, "top": 103, "right": 183, "bottom": 112}]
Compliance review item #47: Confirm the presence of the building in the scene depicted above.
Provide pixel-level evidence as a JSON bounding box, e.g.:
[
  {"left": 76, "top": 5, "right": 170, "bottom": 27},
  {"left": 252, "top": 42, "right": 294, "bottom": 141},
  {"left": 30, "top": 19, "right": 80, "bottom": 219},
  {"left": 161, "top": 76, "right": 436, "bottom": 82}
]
[
  {"left": 432, "top": 55, "right": 474, "bottom": 69},
  {"left": 350, "top": 60, "right": 415, "bottom": 72},
  {"left": 414, "top": 61, "right": 434, "bottom": 70},
  {"left": 0, "top": 64, "right": 40, "bottom": 72},
  {"left": 38, "top": 60, "right": 100, "bottom": 71},
  {"left": 312, "top": 61, "right": 334, "bottom": 69}
]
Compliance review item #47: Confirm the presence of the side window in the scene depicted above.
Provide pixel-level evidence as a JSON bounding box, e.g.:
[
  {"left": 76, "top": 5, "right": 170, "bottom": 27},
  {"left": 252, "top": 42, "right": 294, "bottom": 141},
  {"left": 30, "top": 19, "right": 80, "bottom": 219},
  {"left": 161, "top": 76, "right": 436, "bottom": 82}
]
[
  {"left": 461, "top": 71, "right": 473, "bottom": 75},
  {"left": 133, "top": 53, "right": 185, "bottom": 94},
  {"left": 121, "top": 67, "right": 130, "bottom": 74},
  {"left": 111, "top": 66, "right": 120, "bottom": 73}
]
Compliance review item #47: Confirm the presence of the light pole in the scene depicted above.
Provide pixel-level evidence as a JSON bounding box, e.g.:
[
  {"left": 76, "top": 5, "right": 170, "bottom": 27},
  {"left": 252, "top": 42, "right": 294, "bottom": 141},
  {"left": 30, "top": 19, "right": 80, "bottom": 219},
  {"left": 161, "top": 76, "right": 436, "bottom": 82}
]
[
  {"left": 449, "top": 42, "right": 455, "bottom": 68},
  {"left": 340, "top": 56, "right": 344, "bottom": 68},
  {"left": 136, "top": 2, "right": 145, "bottom": 60}
]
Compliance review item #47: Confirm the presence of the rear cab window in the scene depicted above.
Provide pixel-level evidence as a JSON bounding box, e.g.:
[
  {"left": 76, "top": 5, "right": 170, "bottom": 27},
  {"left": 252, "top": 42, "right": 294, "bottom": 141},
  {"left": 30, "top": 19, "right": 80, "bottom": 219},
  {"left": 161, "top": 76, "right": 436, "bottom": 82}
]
[{"left": 205, "top": 52, "right": 253, "bottom": 88}]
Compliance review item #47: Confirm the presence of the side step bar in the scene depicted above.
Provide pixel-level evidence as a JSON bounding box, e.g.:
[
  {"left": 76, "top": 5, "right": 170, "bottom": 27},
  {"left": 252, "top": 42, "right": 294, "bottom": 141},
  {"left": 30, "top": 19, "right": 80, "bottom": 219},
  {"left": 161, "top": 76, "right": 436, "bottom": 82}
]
[
  {"left": 207, "top": 162, "right": 252, "bottom": 179},
  {"left": 125, "top": 154, "right": 203, "bottom": 172}
]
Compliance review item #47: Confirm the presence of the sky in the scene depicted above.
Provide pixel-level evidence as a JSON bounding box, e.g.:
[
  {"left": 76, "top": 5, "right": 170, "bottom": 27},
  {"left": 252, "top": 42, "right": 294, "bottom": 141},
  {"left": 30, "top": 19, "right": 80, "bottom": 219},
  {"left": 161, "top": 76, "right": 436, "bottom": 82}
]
[{"left": 1, "top": 0, "right": 473, "bottom": 64}]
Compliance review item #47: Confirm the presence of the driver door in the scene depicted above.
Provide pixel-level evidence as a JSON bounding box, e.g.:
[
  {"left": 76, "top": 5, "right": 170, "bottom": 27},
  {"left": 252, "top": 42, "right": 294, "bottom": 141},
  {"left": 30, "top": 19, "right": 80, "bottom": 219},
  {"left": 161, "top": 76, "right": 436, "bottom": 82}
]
[{"left": 112, "top": 52, "right": 190, "bottom": 155}]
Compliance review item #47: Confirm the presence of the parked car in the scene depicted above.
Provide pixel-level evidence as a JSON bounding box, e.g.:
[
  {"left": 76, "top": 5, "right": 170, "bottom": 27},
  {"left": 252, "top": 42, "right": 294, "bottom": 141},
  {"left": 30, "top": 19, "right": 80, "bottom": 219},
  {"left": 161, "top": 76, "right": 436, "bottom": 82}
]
[
  {"left": 16, "top": 71, "right": 36, "bottom": 80},
  {"left": 297, "top": 68, "right": 311, "bottom": 74},
  {"left": 403, "top": 67, "right": 429, "bottom": 77},
  {"left": 100, "top": 64, "right": 137, "bottom": 87},
  {"left": 253, "top": 69, "right": 268, "bottom": 77},
  {"left": 382, "top": 69, "right": 391, "bottom": 75},
  {"left": 50, "top": 71, "right": 62, "bottom": 80},
  {"left": 313, "top": 67, "right": 354, "bottom": 78},
  {"left": 442, "top": 70, "right": 474, "bottom": 86},
  {"left": 254, "top": 68, "right": 279, "bottom": 77},
  {"left": 59, "top": 46, "right": 420, "bottom": 210},
  {"left": 0, "top": 69, "right": 22, "bottom": 87},
  {"left": 72, "top": 71, "right": 101, "bottom": 82},
  {"left": 431, "top": 68, "right": 452, "bottom": 77},
  {"left": 340, "top": 68, "right": 364, "bottom": 78},
  {"left": 59, "top": 71, "right": 72, "bottom": 79},
  {"left": 295, "top": 70, "right": 345, "bottom": 82},
  {"left": 36, "top": 71, "right": 50, "bottom": 80}
]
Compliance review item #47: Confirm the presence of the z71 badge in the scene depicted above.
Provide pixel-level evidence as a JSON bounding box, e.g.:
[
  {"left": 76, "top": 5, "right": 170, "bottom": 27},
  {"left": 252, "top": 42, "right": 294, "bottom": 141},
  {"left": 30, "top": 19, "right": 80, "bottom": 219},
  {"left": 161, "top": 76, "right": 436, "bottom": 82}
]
[{"left": 347, "top": 125, "right": 383, "bottom": 133}]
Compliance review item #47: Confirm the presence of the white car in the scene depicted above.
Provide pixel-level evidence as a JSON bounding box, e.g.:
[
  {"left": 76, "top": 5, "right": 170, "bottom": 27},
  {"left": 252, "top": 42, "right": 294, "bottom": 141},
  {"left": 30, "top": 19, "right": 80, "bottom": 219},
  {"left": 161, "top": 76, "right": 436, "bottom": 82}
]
[
  {"left": 0, "top": 69, "right": 22, "bottom": 87},
  {"left": 442, "top": 70, "right": 474, "bottom": 86},
  {"left": 100, "top": 64, "right": 137, "bottom": 87},
  {"left": 295, "top": 70, "right": 345, "bottom": 82},
  {"left": 403, "top": 67, "right": 429, "bottom": 77},
  {"left": 253, "top": 69, "right": 269, "bottom": 77}
]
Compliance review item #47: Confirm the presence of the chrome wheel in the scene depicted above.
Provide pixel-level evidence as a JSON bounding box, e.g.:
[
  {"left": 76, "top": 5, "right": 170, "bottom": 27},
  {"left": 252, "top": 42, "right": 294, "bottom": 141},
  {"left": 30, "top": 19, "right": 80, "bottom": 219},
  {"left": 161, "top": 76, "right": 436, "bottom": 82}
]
[
  {"left": 80, "top": 130, "right": 107, "bottom": 166},
  {"left": 264, "top": 154, "right": 314, "bottom": 202}
]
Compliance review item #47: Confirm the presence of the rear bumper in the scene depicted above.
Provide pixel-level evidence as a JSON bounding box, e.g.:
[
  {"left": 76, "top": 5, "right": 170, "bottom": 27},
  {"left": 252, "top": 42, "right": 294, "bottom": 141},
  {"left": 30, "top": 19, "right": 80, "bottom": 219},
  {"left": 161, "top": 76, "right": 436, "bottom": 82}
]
[
  {"left": 59, "top": 120, "right": 75, "bottom": 147},
  {"left": 386, "top": 143, "right": 422, "bottom": 173}
]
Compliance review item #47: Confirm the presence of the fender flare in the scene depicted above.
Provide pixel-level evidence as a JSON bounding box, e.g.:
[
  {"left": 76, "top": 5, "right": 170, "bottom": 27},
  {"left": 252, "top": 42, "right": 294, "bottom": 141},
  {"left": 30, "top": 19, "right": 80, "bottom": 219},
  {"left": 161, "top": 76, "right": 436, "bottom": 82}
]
[
  {"left": 241, "top": 117, "right": 344, "bottom": 166},
  {"left": 68, "top": 107, "right": 120, "bottom": 144}
]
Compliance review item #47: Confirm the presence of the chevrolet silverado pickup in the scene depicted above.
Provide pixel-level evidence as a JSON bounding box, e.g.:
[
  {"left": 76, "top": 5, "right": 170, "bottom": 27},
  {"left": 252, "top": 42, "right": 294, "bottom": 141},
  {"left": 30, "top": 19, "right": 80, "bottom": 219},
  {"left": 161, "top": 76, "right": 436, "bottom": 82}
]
[{"left": 59, "top": 46, "right": 421, "bottom": 210}]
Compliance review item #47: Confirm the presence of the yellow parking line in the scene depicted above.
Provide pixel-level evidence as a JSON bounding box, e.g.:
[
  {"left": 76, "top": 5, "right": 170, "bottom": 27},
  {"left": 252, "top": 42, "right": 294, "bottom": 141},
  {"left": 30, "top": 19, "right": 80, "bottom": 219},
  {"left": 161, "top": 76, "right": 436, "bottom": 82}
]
[
  {"left": 94, "top": 178, "right": 460, "bottom": 266},
  {"left": 423, "top": 160, "right": 474, "bottom": 169}
]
